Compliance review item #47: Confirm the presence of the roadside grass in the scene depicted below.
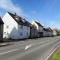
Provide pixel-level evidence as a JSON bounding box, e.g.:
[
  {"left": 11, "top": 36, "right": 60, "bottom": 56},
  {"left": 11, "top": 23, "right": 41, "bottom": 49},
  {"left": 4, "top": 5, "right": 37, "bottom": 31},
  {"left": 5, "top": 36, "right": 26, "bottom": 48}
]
[{"left": 51, "top": 47, "right": 60, "bottom": 60}]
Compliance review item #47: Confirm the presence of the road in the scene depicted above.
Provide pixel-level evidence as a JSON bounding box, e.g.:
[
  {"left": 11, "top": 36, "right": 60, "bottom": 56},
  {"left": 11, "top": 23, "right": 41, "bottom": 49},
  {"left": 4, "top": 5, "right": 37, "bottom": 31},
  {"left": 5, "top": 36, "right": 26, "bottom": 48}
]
[{"left": 0, "top": 36, "right": 60, "bottom": 60}]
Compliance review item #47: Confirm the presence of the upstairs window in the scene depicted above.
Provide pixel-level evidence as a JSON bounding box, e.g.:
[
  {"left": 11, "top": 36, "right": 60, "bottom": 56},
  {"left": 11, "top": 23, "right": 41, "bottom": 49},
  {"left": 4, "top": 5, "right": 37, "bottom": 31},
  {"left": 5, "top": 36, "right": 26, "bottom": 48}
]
[
  {"left": 6, "top": 25, "right": 9, "bottom": 28},
  {"left": 20, "top": 32, "right": 23, "bottom": 36},
  {"left": 19, "top": 25, "right": 23, "bottom": 29}
]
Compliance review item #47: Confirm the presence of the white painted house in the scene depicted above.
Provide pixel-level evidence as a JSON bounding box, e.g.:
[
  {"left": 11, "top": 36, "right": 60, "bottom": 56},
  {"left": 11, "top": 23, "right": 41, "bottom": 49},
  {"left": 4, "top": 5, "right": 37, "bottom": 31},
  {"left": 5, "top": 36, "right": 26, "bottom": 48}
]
[
  {"left": 32, "top": 21, "right": 44, "bottom": 37},
  {"left": 2, "top": 12, "right": 30, "bottom": 39},
  {"left": 43, "top": 27, "right": 53, "bottom": 37},
  {"left": 30, "top": 25, "right": 39, "bottom": 38},
  {"left": 53, "top": 29, "right": 57, "bottom": 36}
]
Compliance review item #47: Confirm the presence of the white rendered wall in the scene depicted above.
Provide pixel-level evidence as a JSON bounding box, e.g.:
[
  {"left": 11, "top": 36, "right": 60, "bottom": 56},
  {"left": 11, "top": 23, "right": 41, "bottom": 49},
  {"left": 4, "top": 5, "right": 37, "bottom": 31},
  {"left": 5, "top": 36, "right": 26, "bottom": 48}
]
[{"left": 2, "top": 13, "right": 30, "bottom": 39}]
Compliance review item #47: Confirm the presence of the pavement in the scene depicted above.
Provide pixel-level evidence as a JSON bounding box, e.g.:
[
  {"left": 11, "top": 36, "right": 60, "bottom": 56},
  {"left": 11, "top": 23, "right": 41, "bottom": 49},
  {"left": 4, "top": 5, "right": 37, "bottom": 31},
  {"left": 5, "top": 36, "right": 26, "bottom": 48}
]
[
  {"left": 0, "top": 36, "right": 60, "bottom": 60},
  {"left": 0, "top": 43, "right": 10, "bottom": 47}
]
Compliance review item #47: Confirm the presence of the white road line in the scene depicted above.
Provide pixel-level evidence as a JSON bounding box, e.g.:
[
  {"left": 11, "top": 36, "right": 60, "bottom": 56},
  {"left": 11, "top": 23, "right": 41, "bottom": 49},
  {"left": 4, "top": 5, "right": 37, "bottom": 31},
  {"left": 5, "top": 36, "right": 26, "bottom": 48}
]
[
  {"left": 0, "top": 49, "right": 19, "bottom": 55},
  {"left": 45, "top": 46, "right": 59, "bottom": 60},
  {"left": 0, "top": 44, "right": 32, "bottom": 55},
  {"left": 25, "top": 44, "right": 32, "bottom": 50}
]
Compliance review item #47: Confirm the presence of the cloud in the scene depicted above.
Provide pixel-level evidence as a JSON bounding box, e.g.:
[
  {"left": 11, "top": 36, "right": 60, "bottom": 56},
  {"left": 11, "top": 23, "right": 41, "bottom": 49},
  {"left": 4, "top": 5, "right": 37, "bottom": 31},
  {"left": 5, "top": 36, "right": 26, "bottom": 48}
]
[
  {"left": 0, "top": 0, "right": 32, "bottom": 22},
  {"left": 0, "top": 0, "right": 23, "bottom": 16}
]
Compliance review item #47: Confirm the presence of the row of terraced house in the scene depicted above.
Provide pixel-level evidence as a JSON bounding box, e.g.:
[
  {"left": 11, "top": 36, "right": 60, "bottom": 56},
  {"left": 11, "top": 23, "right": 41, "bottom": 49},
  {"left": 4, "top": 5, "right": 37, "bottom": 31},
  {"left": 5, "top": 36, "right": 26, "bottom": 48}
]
[{"left": 0, "top": 12, "right": 57, "bottom": 41}]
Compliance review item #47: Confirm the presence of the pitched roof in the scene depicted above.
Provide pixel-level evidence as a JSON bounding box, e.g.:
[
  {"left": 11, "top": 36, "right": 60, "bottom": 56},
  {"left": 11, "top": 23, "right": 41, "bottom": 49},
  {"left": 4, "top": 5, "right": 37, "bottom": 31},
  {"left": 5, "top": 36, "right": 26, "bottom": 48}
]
[
  {"left": 48, "top": 27, "right": 53, "bottom": 32},
  {"left": 43, "top": 27, "right": 53, "bottom": 32},
  {"left": 35, "top": 21, "right": 43, "bottom": 27},
  {"left": 0, "top": 17, "right": 4, "bottom": 24},
  {"left": 8, "top": 12, "right": 31, "bottom": 27},
  {"left": 43, "top": 28, "right": 49, "bottom": 31},
  {"left": 22, "top": 18, "right": 31, "bottom": 27}
]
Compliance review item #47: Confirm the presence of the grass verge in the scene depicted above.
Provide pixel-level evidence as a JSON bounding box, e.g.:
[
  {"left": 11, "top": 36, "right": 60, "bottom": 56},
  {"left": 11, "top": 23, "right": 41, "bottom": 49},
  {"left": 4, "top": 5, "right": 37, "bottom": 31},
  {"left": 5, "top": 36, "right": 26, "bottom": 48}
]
[{"left": 51, "top": 47, "right": 60, "bottom": 60}]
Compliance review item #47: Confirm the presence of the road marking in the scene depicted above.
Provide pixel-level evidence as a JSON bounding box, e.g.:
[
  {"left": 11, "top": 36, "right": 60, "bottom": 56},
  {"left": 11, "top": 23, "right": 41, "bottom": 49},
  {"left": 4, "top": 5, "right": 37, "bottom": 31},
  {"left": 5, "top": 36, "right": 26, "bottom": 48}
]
[
  {"left": 0, "top": 49, "right": 19, "bottom": 55},
  {"left": 45, "top": 45, "right": 59, "bottom": 60},
  {"left": 25, "top": 44, "right": 32, "bottom": 50}
]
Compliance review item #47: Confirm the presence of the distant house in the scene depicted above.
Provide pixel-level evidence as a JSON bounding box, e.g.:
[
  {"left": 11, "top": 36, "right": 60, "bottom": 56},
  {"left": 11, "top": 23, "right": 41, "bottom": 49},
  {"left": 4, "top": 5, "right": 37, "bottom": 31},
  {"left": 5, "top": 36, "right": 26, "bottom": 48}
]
[
  {"left": 30, "top": 24, "right": 38, "bottom": 38},
  {"left": 2, "top": 12, "right": 30, "bottom": 39},
  {"left": 0, "top": 17, "right": 4, "bottom": 42},
  {"left": 43, "top": 27, "right": 53, "bottom": 37},
  {"left": 53, "top": 29, "right": 57, "bottom": 36},
  {"left": 32, "top": 21, "right": 44, "bottom": 37}
]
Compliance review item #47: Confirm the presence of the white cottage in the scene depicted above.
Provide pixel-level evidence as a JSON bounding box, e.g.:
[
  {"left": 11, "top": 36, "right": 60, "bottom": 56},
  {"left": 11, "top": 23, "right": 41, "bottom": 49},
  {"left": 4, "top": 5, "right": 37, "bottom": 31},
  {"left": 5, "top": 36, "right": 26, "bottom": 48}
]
[
  {"left": 43, "top": 27, "right": 53, "bottom": 37},
  {"left": 32, "top": 21, "right": 44, "bottom": 37},
  {"left": 53, "top": 29, "right": 57, "bottom": 36},
  {"left": 2, "top": 12, "right": 30, "bottom": 39},
  {"left": 30, "top": 25, "right": 39, "bottom": 38}
]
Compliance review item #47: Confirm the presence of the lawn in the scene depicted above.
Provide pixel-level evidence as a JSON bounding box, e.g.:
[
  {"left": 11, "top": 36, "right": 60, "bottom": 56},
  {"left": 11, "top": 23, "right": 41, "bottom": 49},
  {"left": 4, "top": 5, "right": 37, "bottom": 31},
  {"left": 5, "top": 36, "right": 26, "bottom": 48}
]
[{"left": 51, "top": 47, "right": 60, "bottom": 60}]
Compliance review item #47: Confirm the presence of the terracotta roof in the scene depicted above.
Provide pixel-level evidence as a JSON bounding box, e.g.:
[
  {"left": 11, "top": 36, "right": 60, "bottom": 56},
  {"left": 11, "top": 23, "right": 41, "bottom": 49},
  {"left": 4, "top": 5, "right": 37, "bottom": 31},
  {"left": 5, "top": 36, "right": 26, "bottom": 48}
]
[
  {"left": 35, "top": 21, "right": 43, "bottom": 27},
  {"left": 8, "top": 12, "right": 31, "bottom": 27},
  {"left": 0, "top": 17, "right": 4, "bottom": 24}
]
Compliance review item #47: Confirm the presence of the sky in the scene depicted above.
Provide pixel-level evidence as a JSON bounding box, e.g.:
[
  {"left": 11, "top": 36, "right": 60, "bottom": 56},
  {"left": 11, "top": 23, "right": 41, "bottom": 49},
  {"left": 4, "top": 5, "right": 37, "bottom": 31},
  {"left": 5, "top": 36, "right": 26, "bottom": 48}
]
[{"left": 0, "top": 0, "right": 60, "bottom": 29}]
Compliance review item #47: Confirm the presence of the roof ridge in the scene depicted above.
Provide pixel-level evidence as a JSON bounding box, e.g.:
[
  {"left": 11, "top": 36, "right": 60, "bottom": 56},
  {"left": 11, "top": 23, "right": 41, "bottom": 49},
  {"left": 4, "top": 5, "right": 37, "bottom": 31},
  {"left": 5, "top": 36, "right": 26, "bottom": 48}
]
[{"left": 8, "top": 12, "right": 31, "bottom": 27}]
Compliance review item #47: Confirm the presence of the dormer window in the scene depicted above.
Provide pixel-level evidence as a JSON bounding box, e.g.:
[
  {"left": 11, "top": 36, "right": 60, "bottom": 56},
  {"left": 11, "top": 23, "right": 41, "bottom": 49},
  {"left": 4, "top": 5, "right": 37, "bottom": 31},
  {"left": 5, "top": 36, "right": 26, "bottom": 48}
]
[
  {"left": 15, "top": 17, "right": 19, "bottom": 20},
  {"left": 15, "top": 16, "right": 19, "bottom": 20},
  {"left": 15, "top": 17, "right": 18, "bottom": 20},
  {"left": 22, "top": 19, "right": 25, "bottom": 22}
]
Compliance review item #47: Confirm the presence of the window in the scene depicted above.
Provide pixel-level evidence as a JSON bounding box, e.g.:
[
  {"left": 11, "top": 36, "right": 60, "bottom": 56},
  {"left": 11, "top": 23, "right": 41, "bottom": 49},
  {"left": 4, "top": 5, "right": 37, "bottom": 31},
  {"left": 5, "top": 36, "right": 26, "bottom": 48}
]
[
  {"left": 6, "top": 25, "right": 9, "bottom": 28},
  {"left": 20, "top": 32, "right": 23, "bottom": 36},
  {"left": 27, "top": 27, "right": 29, "bottom": 30},
  {"left": 4, "top": 32, "right": 6, "bottom": 34},
  {"left": 27, "top": 32, "right": 28, "bottom": 35},
  {"left": 20, "top": 25, "right": 23, "bottom": 29}
]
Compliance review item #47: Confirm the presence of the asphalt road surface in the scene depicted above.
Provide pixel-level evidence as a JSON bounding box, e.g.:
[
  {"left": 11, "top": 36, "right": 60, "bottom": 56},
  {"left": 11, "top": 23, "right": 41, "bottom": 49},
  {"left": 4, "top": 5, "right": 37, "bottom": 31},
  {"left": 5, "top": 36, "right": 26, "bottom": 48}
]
[{"left": 0, "top": 36, "right": 60, "bottom": 60}]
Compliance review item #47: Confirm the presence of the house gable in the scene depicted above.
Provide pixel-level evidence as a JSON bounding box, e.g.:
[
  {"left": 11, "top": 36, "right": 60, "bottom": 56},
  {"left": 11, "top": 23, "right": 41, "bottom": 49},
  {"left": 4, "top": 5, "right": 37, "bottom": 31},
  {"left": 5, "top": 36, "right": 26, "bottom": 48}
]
[
  {"left": 2, "top": 12, "right": 18, "bottom": 26},
  {"left": 35, "top": 21, "right": 43, "bottom": 27},
  {"left": 32, "top": 21, "right": 38, "bottom": 29},
  {"left": 2, "top": 12, "right": 18, "bottom": 38},
  {"left": 8, "top": 12, "right": 31, "bottom": 27},
  {"left": 32, "top": 21, "right": 43, "bottom": 32}
]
